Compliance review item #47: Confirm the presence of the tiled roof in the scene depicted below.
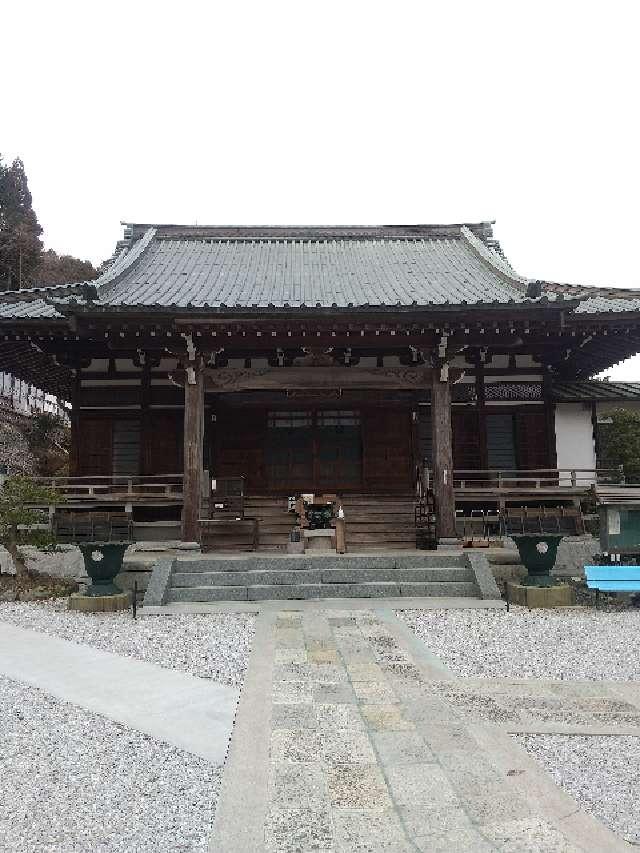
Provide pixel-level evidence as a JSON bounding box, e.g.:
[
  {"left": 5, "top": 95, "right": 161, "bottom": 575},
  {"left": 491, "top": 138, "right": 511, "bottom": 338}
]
[
  {"left": 543, "top": 281, "right": 640, "bottom": 314},
  {"left": 0, "top": 299, "right": 61, "bottom": 319},
  {"left": 96, "top": 228, "right": 531, "bottom": 310},
  {"left": 574, "top": 296, "right": 640, "bottom": 314},
  {"left": 2, "top": 221, "right": 640, "bottom": 320},
  {"left": 553, "top": 381, "right": 640, "bottom": 401}
]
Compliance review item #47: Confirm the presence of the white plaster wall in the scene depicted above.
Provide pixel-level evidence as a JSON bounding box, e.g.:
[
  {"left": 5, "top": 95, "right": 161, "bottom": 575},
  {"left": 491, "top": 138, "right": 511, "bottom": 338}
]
[{"left": 555, "top": 403, "right": 596, "bottom": 479}]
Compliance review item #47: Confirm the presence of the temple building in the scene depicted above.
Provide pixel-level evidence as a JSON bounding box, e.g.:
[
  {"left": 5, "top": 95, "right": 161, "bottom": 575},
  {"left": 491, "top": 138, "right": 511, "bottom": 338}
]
[{"left": 2, "top": 221, "right": 640, "bottom": 551}]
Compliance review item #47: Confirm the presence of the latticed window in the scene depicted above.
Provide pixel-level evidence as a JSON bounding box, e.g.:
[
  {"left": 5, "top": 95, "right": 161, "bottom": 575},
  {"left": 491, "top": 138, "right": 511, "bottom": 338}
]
[
  {"left": 316, "top": 410, "right": 360, "bottom": 427},
  {"left": 267, "top": 411, "right": 312, "bottom": 428}
]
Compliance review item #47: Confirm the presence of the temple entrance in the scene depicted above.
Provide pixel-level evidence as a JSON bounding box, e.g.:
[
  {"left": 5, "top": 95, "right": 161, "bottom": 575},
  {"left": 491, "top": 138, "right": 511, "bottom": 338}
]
[{"left": 264, "top": 409, "right": 362, "bottom": 492}]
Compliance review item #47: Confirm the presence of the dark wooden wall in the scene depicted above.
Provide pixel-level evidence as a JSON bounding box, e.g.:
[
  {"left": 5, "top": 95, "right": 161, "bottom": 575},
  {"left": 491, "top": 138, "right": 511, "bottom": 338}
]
[
  {"left": 75, "top": 412, "right": 184, "bottom": 477},
  {"left": 214, "top": 405, "right": 414, "bottom": 494},
  {"left": 362, "top": 409, "right": 413, "bottom": 492},
  {"left": 418, "top": 406, "right": 552, "bottom": 472},
  {"left": 75, "top": 396, "right": 554, "bottom": 484}
]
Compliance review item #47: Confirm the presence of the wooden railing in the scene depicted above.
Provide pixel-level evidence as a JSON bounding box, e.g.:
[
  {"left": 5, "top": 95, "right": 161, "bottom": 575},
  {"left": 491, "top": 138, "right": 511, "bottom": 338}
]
[
  {"left": 17, "top": 474, "right": 185, "bottom": 501},
  {"left": 450, "top": 467, "right": 624, "bottom": 491},
  {"left": 4, "top": 466, "right": 625, "bottom": 507}
]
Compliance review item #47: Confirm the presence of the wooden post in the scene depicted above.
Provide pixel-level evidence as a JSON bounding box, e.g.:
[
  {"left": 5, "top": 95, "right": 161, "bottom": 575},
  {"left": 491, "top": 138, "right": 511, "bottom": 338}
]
[
  {"left": 543, "top": 368, "right": 558, "bottom": 469},
  {"left": 474, "top": 358, "right": 489, "bottom": 470},
  {"left": 431, "top": 370, "right": 458, "bottom": 545},
  {"left": 139, "top": 361, "right": 151, "bottom": 474},
  {"left": 70, "top": 369, "right": 81, "bottom": 476},
  {"left": 182, "top": 366, "right": 204, "bottom": 542},
  {"left": 335, "top": 516, "right": 346, "bottom": 554}
]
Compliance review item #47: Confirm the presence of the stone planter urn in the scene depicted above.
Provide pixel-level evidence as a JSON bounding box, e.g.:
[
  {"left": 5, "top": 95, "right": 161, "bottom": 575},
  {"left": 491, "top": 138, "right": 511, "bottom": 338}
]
[
  {"left": 77, "top": 543, "right": 129, "bottom": 596},
  {"left": 511, "top": 534, "right": 564, "bottom": 586}
]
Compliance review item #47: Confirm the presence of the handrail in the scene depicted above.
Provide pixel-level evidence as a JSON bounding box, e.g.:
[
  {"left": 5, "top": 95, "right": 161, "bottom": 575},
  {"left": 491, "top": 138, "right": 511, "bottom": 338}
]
[{"left": 420, "top": 462, "right": 624, "bottom": 491}]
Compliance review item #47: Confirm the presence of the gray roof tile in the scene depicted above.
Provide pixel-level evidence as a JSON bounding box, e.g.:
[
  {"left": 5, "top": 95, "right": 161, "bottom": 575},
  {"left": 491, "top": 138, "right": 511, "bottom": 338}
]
[
  {"left": 0, "top": 299, "right": 61, "bottom": 319},
  {"left": 3, "top": 222, "right": 640, "bottom": 320},
  {"left": 553, "top": 380, "right": 640, "bottom": 401},
  {"left": 575, "top": 296, "right": 640, "bottom": 314},
  {"left": 96, "top": 232, "right": 529, "bottom": 309}
]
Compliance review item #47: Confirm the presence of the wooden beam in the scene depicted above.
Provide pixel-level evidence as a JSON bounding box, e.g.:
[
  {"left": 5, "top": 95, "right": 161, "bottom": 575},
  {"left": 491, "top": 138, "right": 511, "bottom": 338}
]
[
  {"left": 182, "top": 367, "right": 204, "bottom": 542},
  {"left": 431, "top": 371, "right": 458, "bottom": 543},
  {"left": 203, "top": 366, "right": 440, "bottom": 391}
]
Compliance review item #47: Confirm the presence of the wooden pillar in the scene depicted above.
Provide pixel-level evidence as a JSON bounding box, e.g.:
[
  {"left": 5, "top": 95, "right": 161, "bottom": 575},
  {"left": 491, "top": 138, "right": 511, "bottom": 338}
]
[
  {"left": 182, "top": 367, "right": 204, "bottom": 542},
  {"left": 139, "top": 362, "right": 151, "bottom": 475},
  {"left": 431, "top": 370, "right": 458, "bottom": 544},
  {"left": 542, "top": 369, "right": 558, "bottom": 468},
  {"left": 475, "top": 359, "right": 489, "bottom": 470},
  {"left": 70, "top": 369, "right": 81, "bottom": 476}
]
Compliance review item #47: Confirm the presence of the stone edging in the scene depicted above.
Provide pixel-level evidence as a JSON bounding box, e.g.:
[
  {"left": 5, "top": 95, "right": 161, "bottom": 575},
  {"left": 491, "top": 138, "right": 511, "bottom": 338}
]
[
  {"left": 466, "top": 552, "right": 502, "bottom": 600},
  {"left": 142, "top": 558, "right": 175, "bottom": 607}
]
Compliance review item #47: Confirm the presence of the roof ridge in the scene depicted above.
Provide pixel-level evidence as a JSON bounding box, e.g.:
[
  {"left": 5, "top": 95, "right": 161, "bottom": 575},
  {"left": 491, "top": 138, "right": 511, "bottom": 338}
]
[
  {"left": 460, "top": 226, "right": 531, "bottom": 294},
  {"left": 0, "top": 281, "right": 94, "bottom": 305},
  {"left": 0, "top": 228, "right": 157, "bottom": 306},
  {"left": 124, "top": 222, "right": 497, "bottom": 242},
  {"left": 545, "top": 281, "right": 640, "bottom": 298},
  {"left": 94, "top": 227, "right": 157, "bottom": 300}
]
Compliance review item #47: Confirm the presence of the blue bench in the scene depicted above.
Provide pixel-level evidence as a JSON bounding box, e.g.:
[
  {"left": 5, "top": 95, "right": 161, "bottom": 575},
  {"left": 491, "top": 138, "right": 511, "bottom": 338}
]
[{"left": 585, "top": 565, "right": 640, "bottom": 607}]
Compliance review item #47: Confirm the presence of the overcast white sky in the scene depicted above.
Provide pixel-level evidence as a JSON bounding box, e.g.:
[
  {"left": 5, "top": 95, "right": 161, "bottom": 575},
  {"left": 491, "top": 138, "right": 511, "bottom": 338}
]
[{"left": 3, "top": 0, "right": 640, "bottom": 378}]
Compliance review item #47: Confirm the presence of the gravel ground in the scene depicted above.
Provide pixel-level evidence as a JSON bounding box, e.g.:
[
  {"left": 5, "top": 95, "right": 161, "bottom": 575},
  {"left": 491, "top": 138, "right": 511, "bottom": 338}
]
[
  {"left": 515, "top": 733, "right": 640, "bottom": 845},
  {"left": 397, "top": 607, "right": 640, "bottom": 680},
  {"left": 0, "top": 600, "right": 255, "bottom": 687},
  {"left": 0, "top": 674, "right": 220, "bottom": 853}
]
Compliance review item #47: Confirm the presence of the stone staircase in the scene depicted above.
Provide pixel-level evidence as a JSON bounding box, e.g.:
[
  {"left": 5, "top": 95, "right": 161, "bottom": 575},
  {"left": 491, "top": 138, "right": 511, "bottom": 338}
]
[
  {"left": 155, "top": 552, "right": 485, "bottom": 604},
  {"left": 200, "top": 493, "right": 419, "bottom": 553}
]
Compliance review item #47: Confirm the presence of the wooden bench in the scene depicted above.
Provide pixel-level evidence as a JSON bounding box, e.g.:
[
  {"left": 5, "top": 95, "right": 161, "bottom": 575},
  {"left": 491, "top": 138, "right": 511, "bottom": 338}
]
[{"left": 585, "top": 564, "right": 640, "bottom": 607}]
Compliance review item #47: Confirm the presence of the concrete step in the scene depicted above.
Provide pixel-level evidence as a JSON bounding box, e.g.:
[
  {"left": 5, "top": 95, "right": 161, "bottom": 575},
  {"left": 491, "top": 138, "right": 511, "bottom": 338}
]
[
  {"left": 346, "top": 534, "right": 416, "bottom": 544},
  {"left": 485, "top": 549, "right": 521, "bottom": 565},
  {"left": 167, "top": 580, "right": 479, "bottom": 603},
  {"left": 175, "top": 553, "right": 467, "bottom": 573},
  {"left": 341, "top": 504, "right": 416, "bottom": 513},
  {"left": 172, "top": 566, "right": 474, "bottom": 587},
  {"left": 349, "top": 544, "right": 417, "bottom": 552}
]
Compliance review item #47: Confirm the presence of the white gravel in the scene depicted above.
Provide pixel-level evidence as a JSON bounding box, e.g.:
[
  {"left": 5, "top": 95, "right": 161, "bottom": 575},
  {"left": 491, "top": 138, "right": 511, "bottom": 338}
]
[
  {"left": 0, "top": 600, "right": 255, "bottom": 687},
  {"left": 0, "top": 674, "right": 220, "bottom": 852},
  {"left": 397, "top": 607, "right": 640, "bottom": 681},
  {"left": 515, "top": 733, "right": 640, "bottom": 845}
]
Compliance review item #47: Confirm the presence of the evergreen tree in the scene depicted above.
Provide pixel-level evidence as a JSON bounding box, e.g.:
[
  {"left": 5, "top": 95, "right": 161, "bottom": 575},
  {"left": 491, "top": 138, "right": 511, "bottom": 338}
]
[
  {"left": 0, "top": 155, "right": 43, "bottom": 289},
  {"left": 598, "top": 408, "right": 640, "bottom": 482},
  {"left": 36, "top": 249, "right": 96, "bottom": 285}
]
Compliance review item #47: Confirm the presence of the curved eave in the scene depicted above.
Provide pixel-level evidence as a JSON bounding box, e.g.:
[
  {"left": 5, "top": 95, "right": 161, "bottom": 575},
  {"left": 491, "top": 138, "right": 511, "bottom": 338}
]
[
  {"left": 565, "top": 308, "right": 640, "bottom": 325},
  {"left": 54, "top": 297, "right": 572, "bottom": 319}
]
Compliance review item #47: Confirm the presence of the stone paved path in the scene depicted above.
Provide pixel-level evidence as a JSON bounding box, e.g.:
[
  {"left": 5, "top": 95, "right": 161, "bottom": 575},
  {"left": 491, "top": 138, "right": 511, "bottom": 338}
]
[{"left": 211, "top": 606, "right": 627, "bottom": 852}]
